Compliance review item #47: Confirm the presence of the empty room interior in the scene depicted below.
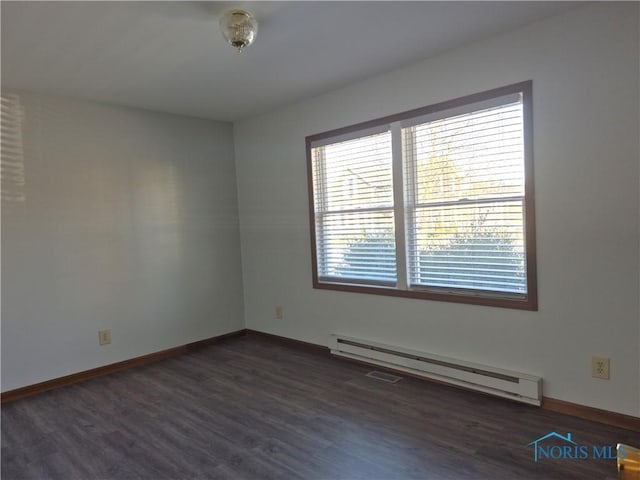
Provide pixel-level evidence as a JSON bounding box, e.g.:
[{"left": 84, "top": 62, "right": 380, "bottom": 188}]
[{"left": 2, "top": 1, "right": 639, "bottom": 479}]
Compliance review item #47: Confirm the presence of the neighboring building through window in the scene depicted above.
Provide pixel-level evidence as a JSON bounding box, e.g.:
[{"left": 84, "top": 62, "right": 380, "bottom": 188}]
[{"left": 306, "top": 81, "right": 537, "bottom": 310}]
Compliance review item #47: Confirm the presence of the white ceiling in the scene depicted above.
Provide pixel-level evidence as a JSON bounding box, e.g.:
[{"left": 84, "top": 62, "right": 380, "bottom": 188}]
[{"left": 2, "top": 1, "right": 581, "bottom": 122}]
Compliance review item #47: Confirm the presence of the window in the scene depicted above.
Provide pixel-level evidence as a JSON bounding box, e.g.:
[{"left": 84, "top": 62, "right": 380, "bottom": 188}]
[{"left": 306, "top": 82, "right": 537, "bottom": 310}]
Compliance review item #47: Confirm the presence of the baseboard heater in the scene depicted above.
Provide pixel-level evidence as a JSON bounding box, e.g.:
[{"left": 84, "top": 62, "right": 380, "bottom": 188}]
[{"left": 329, "top": 334, "right": 542, "bottom": 406}]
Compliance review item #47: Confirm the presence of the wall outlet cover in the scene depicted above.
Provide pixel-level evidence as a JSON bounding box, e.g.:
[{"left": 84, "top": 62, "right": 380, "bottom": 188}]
[{"left": 591, "top": 355, "right": 610, "bottom": 380}]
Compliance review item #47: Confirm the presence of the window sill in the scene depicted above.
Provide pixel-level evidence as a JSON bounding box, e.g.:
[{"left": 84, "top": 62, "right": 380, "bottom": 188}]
[{"left": 313, "top": 279, "right": 538, "bottom": 311}]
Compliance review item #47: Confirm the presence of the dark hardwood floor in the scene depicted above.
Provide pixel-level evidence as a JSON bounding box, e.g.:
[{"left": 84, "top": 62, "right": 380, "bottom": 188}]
[{"left": 2, "top": 335, "right": 637, "bottom": 479}]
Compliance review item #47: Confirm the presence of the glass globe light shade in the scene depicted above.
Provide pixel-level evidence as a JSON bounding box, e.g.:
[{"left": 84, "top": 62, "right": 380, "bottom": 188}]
[{"left": 219, "top": 10, "right": 258, "bottom": 52}]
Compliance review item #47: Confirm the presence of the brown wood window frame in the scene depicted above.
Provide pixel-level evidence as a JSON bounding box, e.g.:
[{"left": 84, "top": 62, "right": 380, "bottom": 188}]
[{"left": 306, "top": 81, "right": 537, "bottom": 310}]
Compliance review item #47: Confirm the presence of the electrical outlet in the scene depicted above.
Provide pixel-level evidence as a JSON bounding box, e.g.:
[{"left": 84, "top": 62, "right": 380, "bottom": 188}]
[
  {"left": 591, "top": 355, "right": 610, "bottom": 380},
  {"left": 275, "top": 305, "right": 283, "bottom": 319},
  {"left": 99, "top": 329, "right": 111, "bottom": 345}
]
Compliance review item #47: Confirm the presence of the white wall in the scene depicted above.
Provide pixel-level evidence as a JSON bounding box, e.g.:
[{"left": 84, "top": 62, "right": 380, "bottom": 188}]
[
  {"left": 1, "top": 92, "right": 244, "bottom": 391},
  {"left": 234, "top": 4, "right": 640, "bottom": 416}
]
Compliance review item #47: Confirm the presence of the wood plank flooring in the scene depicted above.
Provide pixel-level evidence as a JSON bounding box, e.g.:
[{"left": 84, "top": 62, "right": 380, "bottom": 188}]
[{"left": 2, "top": 335, "right": 637, "bottom": 479}]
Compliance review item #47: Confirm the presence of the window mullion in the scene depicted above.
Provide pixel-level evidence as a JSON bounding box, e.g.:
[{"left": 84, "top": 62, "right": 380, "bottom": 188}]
[
  {"left": 391, "top": 122, "right": 407, "bottom": 290},
  {"left": 402, "top": 125, "right": 418, "bottom": 289}
]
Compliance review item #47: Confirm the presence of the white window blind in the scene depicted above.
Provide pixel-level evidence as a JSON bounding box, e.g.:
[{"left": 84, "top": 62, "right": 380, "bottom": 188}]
[
  {"left": 307, "top": 82, "right": 536, "bottom": 309},
  {"left": 311, "top": 131, "right": 397, "bottom": 285},
  {"left": 403, "top": 99, "right": 527, "bottom": 294}
]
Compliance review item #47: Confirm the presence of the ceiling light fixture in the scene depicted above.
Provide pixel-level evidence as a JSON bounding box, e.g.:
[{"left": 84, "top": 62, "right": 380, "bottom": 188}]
[{"left": 219, "top": 9, "right": 258, "bottom": 53}]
